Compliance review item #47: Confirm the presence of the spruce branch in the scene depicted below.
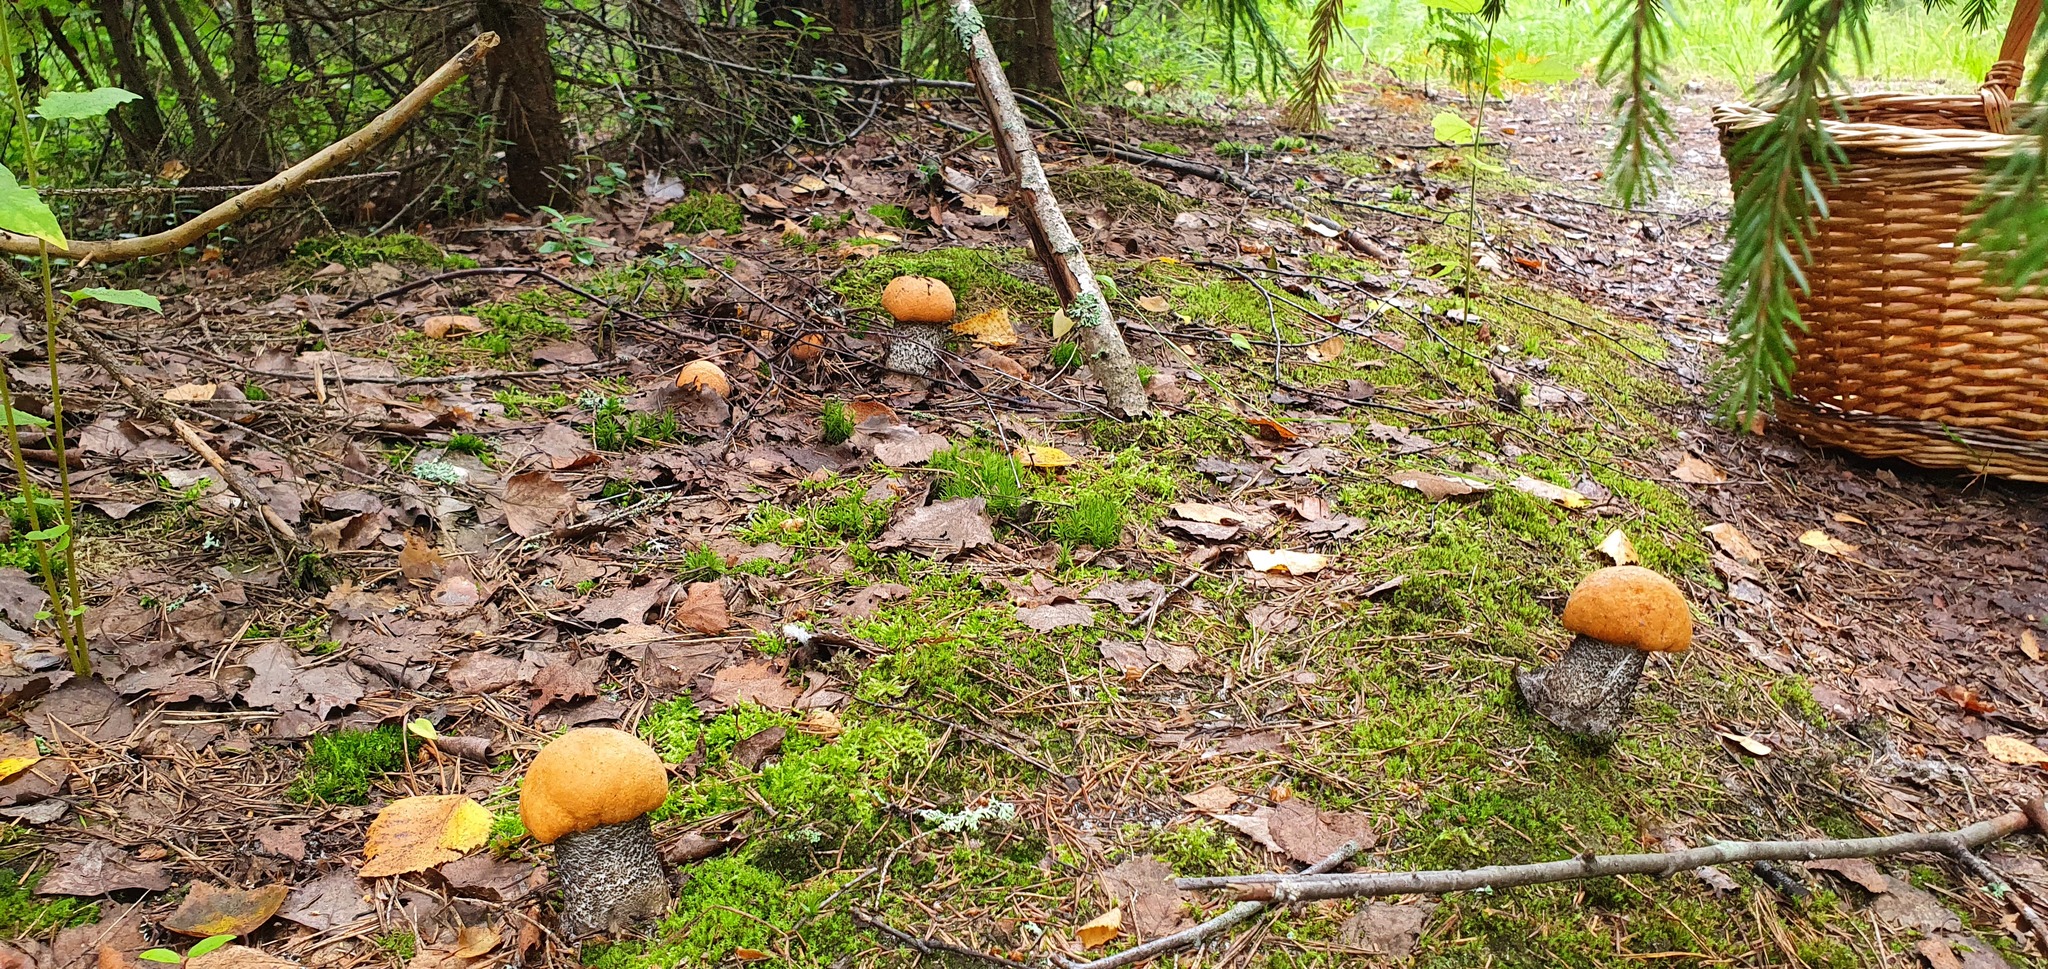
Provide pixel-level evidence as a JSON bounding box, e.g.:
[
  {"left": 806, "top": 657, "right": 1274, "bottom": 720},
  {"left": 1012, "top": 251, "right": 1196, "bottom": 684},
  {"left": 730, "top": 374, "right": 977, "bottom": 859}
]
[
  {"left": 1963, "top": 47, "right": 2048, "bottom": 290},
  {"left": 1283, "top": 0, "right": 1346, "bottom": 130},
  {"left": 1597, "top": 0, "right": 1675, "bottom": 207}
]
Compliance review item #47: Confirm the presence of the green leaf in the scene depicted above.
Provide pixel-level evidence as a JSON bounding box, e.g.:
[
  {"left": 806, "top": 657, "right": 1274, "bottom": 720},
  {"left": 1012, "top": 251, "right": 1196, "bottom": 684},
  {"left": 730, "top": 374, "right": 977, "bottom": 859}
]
[
  {"left": 0, "top": 166, "right": 64, "bottom": 247},
  {"left": 68, "top": 288, "right": 161, "bottom": 312},
  {"left": 1431, "top": 112, "right": 1477, "bottom": 146},
  {"left": 35, "top": 87, "right": 140, "bottom": 121},
  {"left": 1500, "top": 56, "right": 1579, "bottom": 85},
  {"left": 188, "top": 936, "right": 234, "bottom": 958},
  {"left": 24, "top": 523, "right": 67, "bottom": 542},
  {"left": 1419, "top": 0, "right": 1484, "bottom": 12},
  {"left": 0, "top": 405, "right": 49, "bottom": 429},
  {"left": 1228, "top": 332, "right": 1254, "bottom": 352},
  {"left": 138, "top": 951, "right": 181, "bottom": 964}
]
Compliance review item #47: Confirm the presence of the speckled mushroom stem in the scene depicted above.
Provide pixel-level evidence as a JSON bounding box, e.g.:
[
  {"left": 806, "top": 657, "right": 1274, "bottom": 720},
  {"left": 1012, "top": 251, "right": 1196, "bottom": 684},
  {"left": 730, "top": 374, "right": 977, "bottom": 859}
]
[
  {"left": 553, "top": 816, "right": 672, "bottom": 939},
  {"left": 1515, "top": 634, "right": 1646, "bottom": 740},
  {"left": 945, "top": 0, "right": 1150, "bottom": 418}
]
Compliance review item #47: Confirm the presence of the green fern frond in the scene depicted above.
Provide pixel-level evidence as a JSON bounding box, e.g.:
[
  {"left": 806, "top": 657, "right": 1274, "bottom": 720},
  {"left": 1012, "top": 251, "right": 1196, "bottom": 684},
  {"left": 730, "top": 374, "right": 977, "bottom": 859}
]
[
  {"left": 1712, "top": 0, "right": 1873, "bottom": 427},
  {"left": 1597, "top": 0, "right": 1676, "bottom": 207},
  {"left": 1207, "top": 0, "right": 1297, "bottom": 93},
  {"left": 1284, "top": 0, "right": 1347, "bottom": 130}
]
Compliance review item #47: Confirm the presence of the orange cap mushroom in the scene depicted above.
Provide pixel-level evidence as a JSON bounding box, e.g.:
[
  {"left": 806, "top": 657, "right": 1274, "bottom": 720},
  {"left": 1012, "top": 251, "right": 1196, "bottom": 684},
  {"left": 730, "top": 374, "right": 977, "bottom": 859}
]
[
  {"left": 1559, "top": 565, "right": 1692, "bottom": 654},
  {"left": 675, "top": 360, "right": 731, "bottom": 398},
  {"left": 519, "top": 727, "right": 669, "bottom": 845},
  {"left": 881, "top": 276, "right": 956, "bottom": 324}
]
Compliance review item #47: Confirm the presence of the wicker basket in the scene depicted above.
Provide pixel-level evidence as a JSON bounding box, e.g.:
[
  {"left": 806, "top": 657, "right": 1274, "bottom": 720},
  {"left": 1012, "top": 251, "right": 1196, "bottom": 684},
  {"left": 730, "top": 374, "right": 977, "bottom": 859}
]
[{"left": 1711, "top": 0, "right": 2048, "bottom": 482}]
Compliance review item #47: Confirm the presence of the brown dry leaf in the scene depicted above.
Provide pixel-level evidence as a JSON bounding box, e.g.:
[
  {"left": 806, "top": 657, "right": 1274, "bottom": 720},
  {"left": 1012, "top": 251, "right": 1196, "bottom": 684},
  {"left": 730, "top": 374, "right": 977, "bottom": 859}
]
[
  {"left": 1075, "top": 908, "right": 1122, "bottom": 948},
  {"left": 528, "top": 660, "right": 600, "bottom": 716},
  {"left": 1260, "top": 798, "right": 1376, "bottom": 864},
  {"left": 952, "top": 307, "right": 1018, "bottom": 347},
  {"left": 500, "top": 472, "right": 576, "bottom": 538},
  {"left": 844, "top": 400, "right": 898, "bottom": 424},
  {"left": 398, "top": 533, "right": 445, "bottom": 584},
  {"left": 1245, "top": 417, "right": 1298, "bottom": 443},
  {"left": 1306, "top": 335, "right": 1345, "bottom": 362},
  {"left": 359, "top": 794, "right": 491, "bottom": 878},
  {"left": 453, "top": 924, "right": 501, "bottom": 959},
  {"left": 1182, "top": 784, "right": 1236, "bottom": 814},
  {"left": 1916, "top": 939, "right": 1964, "bottom": 969},
  {"left": 1169, "top": 502, "right": 1260, "bottom": 527},
  {"left": 2025, "top": 629, "right": 2042, "bottom": 662},
  {"left": 1798, "top": 529, "right": 1859, "bottom": 558},
  {"left": 1718, "top": 732, "right": 1773, "bottom": 757},
  {"left": 1097, "top": 856, "right": 1192, "bottom": 939},
  {"left": 1596, "top": 529, "right": 1638, "bottom": 566},
  {"left": 1703, "top": 522, "right": 1764, "bottom": 564},
  {"left": 1672, "top": 455, "right": 1729, "bottom": 484},
  {"left": 731, "top": 727, "right": 787, "bottom": 771},
  {"left": 1508, "top": 476, "right": 1591, "bottom": 509},
  {"left": 1016, "top": 603, "right": 1094, "bottom": 632},
  {"left": 162, "top": 382, "right": 219, "bottom": 402},
  {"left": 579, "top": 581, "right": 668, "bottom": 626},
  {"left": 163, "top": 883, "right": 288, "bottom": 938},
  {"left": 36, "top": 842, "right": 171, "bottom": 895},
  {"left": 731, "top": 949, "right": 772, "bottom": 962},
  {"left": 705, "top": 659, "right": 801, "bottom": 710},
  {"left": 1388, "top": 470, "right": 1492, "bottom": 501},
  {"left": 1807, "top": 857, "right": 1890, "bottom": 893},
  {"left": 1339, "top": 902, "right": 1436, "bottom": 957},
  {"left": 873, "top": 498, "right": 995, "bottom": 559},
  {"left": 419, "top": 315, "right": 486, "bottom": 340},
  {"left": 852, "top": 421, "right": 950, "bottom": 468},
  {"left": 1136, "top": 295, "right": 1171, "bottom": 314},
  {"left": 1013, "top": 444, "right": 1076, "bottom": 468},
  {"left": 674, "top": 581, "right": 730, "bottom": 635},
  {"left": 1246, "top": 549, "right": 1329, "bottom": 576},
  {"left": 1984, "top": 735, "right": 2048, "bottom": 766}
]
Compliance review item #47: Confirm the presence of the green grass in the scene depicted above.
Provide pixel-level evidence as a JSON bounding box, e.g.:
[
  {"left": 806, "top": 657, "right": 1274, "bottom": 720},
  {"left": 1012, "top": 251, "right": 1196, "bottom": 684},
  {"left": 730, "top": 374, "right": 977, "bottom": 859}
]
[
  {"left": 658, "top": 192, "right": 745, "bottom": 234},
  {"left": 286, "top": 725, "right": 410, "bottom": 805},
  {"left": 927, "top": 447, "right": 1025, "bottom": 519}
]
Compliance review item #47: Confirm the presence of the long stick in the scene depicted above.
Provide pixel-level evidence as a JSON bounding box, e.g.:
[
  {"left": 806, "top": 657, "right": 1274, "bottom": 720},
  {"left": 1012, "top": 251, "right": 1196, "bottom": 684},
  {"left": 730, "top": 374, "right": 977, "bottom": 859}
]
[
  {"left": 1178, "top": 805, "right": 2039, "bottom": 903},
  {"left": 944, "top": 0, "right": 1149, "bottom": 418},
  {"left": 0, "top": 33, "right": 499, "bottom": 261},
  {"left": 1058, "top": 841, "right": 1362, "bottom": 969}
]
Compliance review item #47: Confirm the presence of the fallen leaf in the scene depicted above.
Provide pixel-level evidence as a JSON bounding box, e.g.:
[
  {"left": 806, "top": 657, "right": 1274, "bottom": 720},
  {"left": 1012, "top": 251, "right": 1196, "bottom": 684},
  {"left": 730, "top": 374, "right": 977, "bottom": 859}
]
[
  {"left": 359, "top": 794, "right": 491, "bottom": 878},
  {"left": 1719, "top": 732, "right": 1773, "bottom": 757},
  {"left": 1246, "top": 550, "right": 1329, "bottom": 576},
  {"left": 453, "top": 924, "right": 501, "bottom": 960},
  {"left": 1984, "top": 735, "right": 2048, "bottom": 766},
  {"left": 0, "top": 736, "right": 41, "bottom": 784},
  {"left": 419, "top": 315, "right": 485, "bottom": 340},
  {"left": 2025, "top": 629, "right": 2042, "bottom": 662},
  {"left": 578, "top": 581, "right": 667, "bottom": 626},
  {"left": 1672, "top": 455, "right": 1728, "bottom": 484},
  {"left": 1013, "top": 444, "right": 1076, "bottom": 468},
  {"left": 1075, "top": 908, "right": 1122, "bottom": 948},
  {"left": 1703, "top": 523, "right": 1763, "bottom": 564},
  {"left": 731, "top": 727, "right": 787, "bottom": 771},
  {"left": 36, "top": 841, "right": 172, "bottom": 895},
  {"left": 162, "top": 383, "right": 218, "bottom": 402},
  {"left": 1136, "top": 295, "right": 1171, "bottom": 314},
  {"left": 1388, "top": 470, "right": 1492, "bottom": 501},
  {"left": 1170, "top": 502, "right": 1257, "bottom": 526},
  {"left": 853, "top": 421, "right": 950, "bottom": 468},
  {"left": 398, "top": 533, "right": 445, "bottom": 584},
  {"left": 1017, "top": 603, "right": 1094, "bottom": 632},
  {"left": 499, "top": 472, "right": 576, "bottom": 538},
  {"left": 163, "top": 884, "right": 288, "bottom": 938},
  {"left": 1916, "top": 938, "right": 1964, "bottom": 969},
  {"left": 1261, "top": 798, "right": 1376, "bottom": 864},
  {"left": 1596, "top": 529, "right": 1637, "bottom": 566},
  {"left": 873, "top": 498, "right": 995, "bottom": 558},
  {"left": 704, "top": 659, "right": 801, "bottom": 710},
  {"left": 1807, "top": 857, "right": 1890, "bottom": 893},
  {"left": 1097, "top": 856, "right": 1192, "bottom": 939},
  {"left": 528, "top": 659, "right": 600, "bottom": 716},
  {"left": 952, "top": 307, "right": 1017, "bottom": 347},
  {"left": 1052, "top": 309, "right": 1074, "bottom": 339},
  {"left": 1798, "top": 529, "right": 1858, "bottom": 558},
  {"left": 1306, "top": 335, "right": 1345, "bottom": 362},
  {"left": 1087, "top": 580, "right": 1165, "bottom": 616},
  {"left": 674, "top": 581, "right": 730, "bottom": 635},
  {"left": 1245, "top": 417, "right": 1297, "bottom": 443},
  {"left": 186, "top": 945, "right": 294, "bottom": 969},
  {"left": 1507, "top": 475, "right": 1590, "bottom": 508},
  {"left": 732, "top": 949, "right": 772, "bottom": 962},
  {"left": 1182, "top": 784, "right": 1236, "bottom": 814},
  {"left": 1339, "top": 901, "right": 1436, "bottom": 957}
]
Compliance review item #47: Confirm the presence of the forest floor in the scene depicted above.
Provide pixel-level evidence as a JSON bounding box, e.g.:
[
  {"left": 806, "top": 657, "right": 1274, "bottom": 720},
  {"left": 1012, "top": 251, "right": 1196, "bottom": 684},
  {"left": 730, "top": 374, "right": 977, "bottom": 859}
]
[{"left": 0, "top": 71, "right": 2044, "bottom": 969}]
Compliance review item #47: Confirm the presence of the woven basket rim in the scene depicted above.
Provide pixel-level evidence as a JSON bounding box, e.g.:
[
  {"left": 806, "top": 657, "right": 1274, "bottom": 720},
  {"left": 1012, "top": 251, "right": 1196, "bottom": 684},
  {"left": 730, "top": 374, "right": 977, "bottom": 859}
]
[{"left": 1711, "top": 101, "right": 2028, "bottom": 157}]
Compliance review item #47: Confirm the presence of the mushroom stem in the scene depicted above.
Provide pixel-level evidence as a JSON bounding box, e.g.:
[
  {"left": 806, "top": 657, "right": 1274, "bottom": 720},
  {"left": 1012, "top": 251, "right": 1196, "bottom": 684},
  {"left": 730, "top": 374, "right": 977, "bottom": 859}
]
[
  {"left": 1515, "top": 634, "right": 1646, "bottom": 740},
  {"left": 553, "top": 816, "right": 672, "bottom": 939}
]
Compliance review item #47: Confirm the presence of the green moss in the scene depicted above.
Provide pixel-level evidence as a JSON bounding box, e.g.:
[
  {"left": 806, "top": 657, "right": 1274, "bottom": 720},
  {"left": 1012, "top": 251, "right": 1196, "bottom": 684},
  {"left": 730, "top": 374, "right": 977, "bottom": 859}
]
[
  {"left": 1137, "top": 140, "right": 1188, "bottom": 156},
  {"left": 820, "top": 399, "right": 855, "bottom": 445},
  {"left": 658, "top": 192, "right": 745, "bottom": 234},
  {"left": 293, "top": 233, "right": 475, "bottom": 270},
  {"left": 866, "top": 204, "right": 921, "bottom": 229},
  {"left": 830, "top": 248, "right": 1053, "bottom": 317},
  {"left": 928, "top": 447, "right": 1024, "bottom": 518},
  {"left": 372, "top": 931, "right": 417, "bottom": 964},
  {"left": 0, "top": 869, "right": 97, "bottom": 936},
  {"left": 1049, "top": 342, "right": 1082, "bottom": 369},
  {"left": 287, "top": 725, "right": 410, "bottom": 805},
  {"left": 1045, "top": 166, "right": 1192, "bottom": 222},
  {"left": 583, "top": 856, "right": 863, "bottom": 968},
  {"left": 1053, "top": 493, "right": 1125, "bottom": 548}
]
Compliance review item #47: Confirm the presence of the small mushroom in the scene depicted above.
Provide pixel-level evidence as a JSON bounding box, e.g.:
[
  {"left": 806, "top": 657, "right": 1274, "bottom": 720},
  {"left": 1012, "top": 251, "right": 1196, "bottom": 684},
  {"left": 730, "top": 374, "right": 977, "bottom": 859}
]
[
  {"left": 675, "top": 360, "right": 730, "bottom": 398},
  {"left": 521, "top": 727, "right": 672, "bottom": 938},
  {"left": 1515, "top": 565, "right": 1691, "bottom": 739},
  {"left": 880, "top": 276, "right": 956, "bottom": 323}
]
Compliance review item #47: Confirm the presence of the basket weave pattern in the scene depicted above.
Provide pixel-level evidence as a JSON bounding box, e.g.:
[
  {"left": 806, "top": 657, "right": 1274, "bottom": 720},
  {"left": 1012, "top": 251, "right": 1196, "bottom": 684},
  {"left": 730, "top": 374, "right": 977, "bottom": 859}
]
[{"left": 1711, "top": 1, "right": 2048, "bottom": 482}]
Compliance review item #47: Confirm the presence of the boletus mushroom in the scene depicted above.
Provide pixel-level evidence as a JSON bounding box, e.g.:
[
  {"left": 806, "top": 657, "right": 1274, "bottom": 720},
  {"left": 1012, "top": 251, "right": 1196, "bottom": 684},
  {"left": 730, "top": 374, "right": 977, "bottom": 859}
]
[
  {"left": 521, "top": 727, "right": 672, "bottom": 938},
  {"left": 880, "top": 276, "right": 956, "bottom": 376},
  {"left": 674, "top": 359, "right": 731, "bottom": 398},
  {"left": 1515, "top": 565, "right": 1692, "bottom": 739}
]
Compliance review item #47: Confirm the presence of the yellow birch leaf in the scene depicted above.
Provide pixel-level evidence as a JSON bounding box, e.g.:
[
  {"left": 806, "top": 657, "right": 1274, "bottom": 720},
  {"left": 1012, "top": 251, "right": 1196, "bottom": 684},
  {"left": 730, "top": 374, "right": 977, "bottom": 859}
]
[
  {"left": 1075, "top": 908, "right": 1122, "bottom": 948},
  {"left": 1985, "top": 735, "right": 2048, "bottom": 766},
  {"left": 1596, "top": 529, "right": 1638, "bottom": 566},
  {"left": 1013, "top": 444, "right": 1076, "bottom": 468},
  {"left": 0, "top": 735, "right": 40, "bottom": 783},
  {"left": 1052, "top": 309, "right": 1074, "bottom": 339},
  {"left": 1246, "top": 549, "right": 1330, "bottom": 575},
  {"left": 0, "top": 756, "right": 38, "bottom": 783},
  {"left": 1508, "top": 475, "right": 1590, "bottom": 508},
  {"left": 359, "top": 795, "right": 492, "bottom": 878},
  {"left": 952, "top": 307, "right": 1018, "bottom": 347},
  {"left": 406, "top": 718, "right": 440, "bottom": 742},
  {"left": 1798, "top": 529, "right": 1858, "bottom": 557}
]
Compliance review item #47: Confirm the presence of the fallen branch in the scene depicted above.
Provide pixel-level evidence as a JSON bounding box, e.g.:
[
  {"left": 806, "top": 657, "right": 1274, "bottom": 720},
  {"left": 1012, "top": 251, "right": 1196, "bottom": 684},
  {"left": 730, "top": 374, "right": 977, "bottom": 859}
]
[
  {"left": 0, "top": 33, "right": 498, "bottom": 260},
  {"left": 1059, "top": 841, "right": 1361, "bottom": 969},
  {"left": 947, "top": 0, "right": 1148, "bottom": 418},
  {"left": 1178, "top": 803, "right": 2041, "bottom": 904}
]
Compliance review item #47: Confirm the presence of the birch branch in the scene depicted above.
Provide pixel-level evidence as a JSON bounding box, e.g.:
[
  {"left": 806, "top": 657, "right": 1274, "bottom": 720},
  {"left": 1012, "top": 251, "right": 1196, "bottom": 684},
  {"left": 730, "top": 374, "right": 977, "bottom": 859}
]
[
  {"left": 944, "top": 0, "right": 1149, "bottom": 418},
  {"left": 0, "top": 33, "right": 499, "bottom": 261},
  {"left": 1176, "top": 804, "right": 2041, "bottom": 904}
]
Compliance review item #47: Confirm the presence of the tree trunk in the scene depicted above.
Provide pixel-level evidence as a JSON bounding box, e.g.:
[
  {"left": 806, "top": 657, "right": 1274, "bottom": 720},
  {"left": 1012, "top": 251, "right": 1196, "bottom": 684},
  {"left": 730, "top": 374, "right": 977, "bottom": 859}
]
[
  {"left": 477, "top": 0, "right": 570, "bottom": 208},
  {"left": 89, "top": 0, "right": 169, "bottom": 162},
  {"left": 221, "top": 0, "right": 272, "bottom": 175},
  {"left": 139, "top": 0, "right": 215, "bottom": 158},
  {"left": 989, "top": 0, "right": 1063, "bottom": 97}
]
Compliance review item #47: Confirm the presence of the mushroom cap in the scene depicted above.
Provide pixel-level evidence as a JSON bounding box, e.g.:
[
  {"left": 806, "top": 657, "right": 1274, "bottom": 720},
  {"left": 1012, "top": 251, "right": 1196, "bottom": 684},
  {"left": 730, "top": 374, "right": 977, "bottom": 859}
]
[
  {"left": 520, "top": 728, "right": 669, "bottom": 844},
  {"left": 791, "top": 333, "right": 826, "bottom": 362},
  {"left": 881, "top": 276, "right": 956, "bottom": 323},
  {"left": 675, "top": 360, "right": 731, "bottom": 398},
  {"left": 1560, "top": 565, "right": 1692, "bottom": 653}
]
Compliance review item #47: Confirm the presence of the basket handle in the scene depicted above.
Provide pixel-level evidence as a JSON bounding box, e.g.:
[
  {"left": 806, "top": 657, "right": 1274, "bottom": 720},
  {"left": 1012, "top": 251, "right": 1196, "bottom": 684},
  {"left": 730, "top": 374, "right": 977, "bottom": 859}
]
[{"left": 1982, "top": 0, "right": 2042, "bottom": 131}]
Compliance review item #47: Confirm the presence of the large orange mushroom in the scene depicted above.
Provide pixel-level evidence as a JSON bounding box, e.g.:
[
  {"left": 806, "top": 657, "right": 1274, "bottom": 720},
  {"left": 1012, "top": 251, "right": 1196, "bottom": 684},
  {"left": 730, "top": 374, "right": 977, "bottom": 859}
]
[
  {"left": 1515, "top": 566, "right": 1692, "bottom": 739},
  {"left": 521, "top": 728, "right": 672, "bottom": 937}
]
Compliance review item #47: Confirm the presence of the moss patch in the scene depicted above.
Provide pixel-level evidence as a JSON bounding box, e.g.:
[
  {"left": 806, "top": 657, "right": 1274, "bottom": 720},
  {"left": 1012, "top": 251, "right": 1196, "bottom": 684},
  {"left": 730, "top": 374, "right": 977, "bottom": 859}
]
[
  {"left": 293, "top": 233, "right": 474, "bottom": 270},
  {"left": 287, "top": 725, "right": 410, "bottom": 804},
  {"left": 658, "top": 192, "right": 745, "bottom": 234}
]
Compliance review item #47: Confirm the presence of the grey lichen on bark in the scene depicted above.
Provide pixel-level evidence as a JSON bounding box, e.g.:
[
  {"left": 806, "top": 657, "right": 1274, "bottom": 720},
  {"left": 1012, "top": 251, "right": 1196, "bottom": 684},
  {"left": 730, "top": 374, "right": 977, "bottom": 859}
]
[
  {"left": 1514, "top": 634, "right": 1647, "bottom": 740},
  {"left": 552, "top": 816, "right": 672, "bottom": 939}
]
